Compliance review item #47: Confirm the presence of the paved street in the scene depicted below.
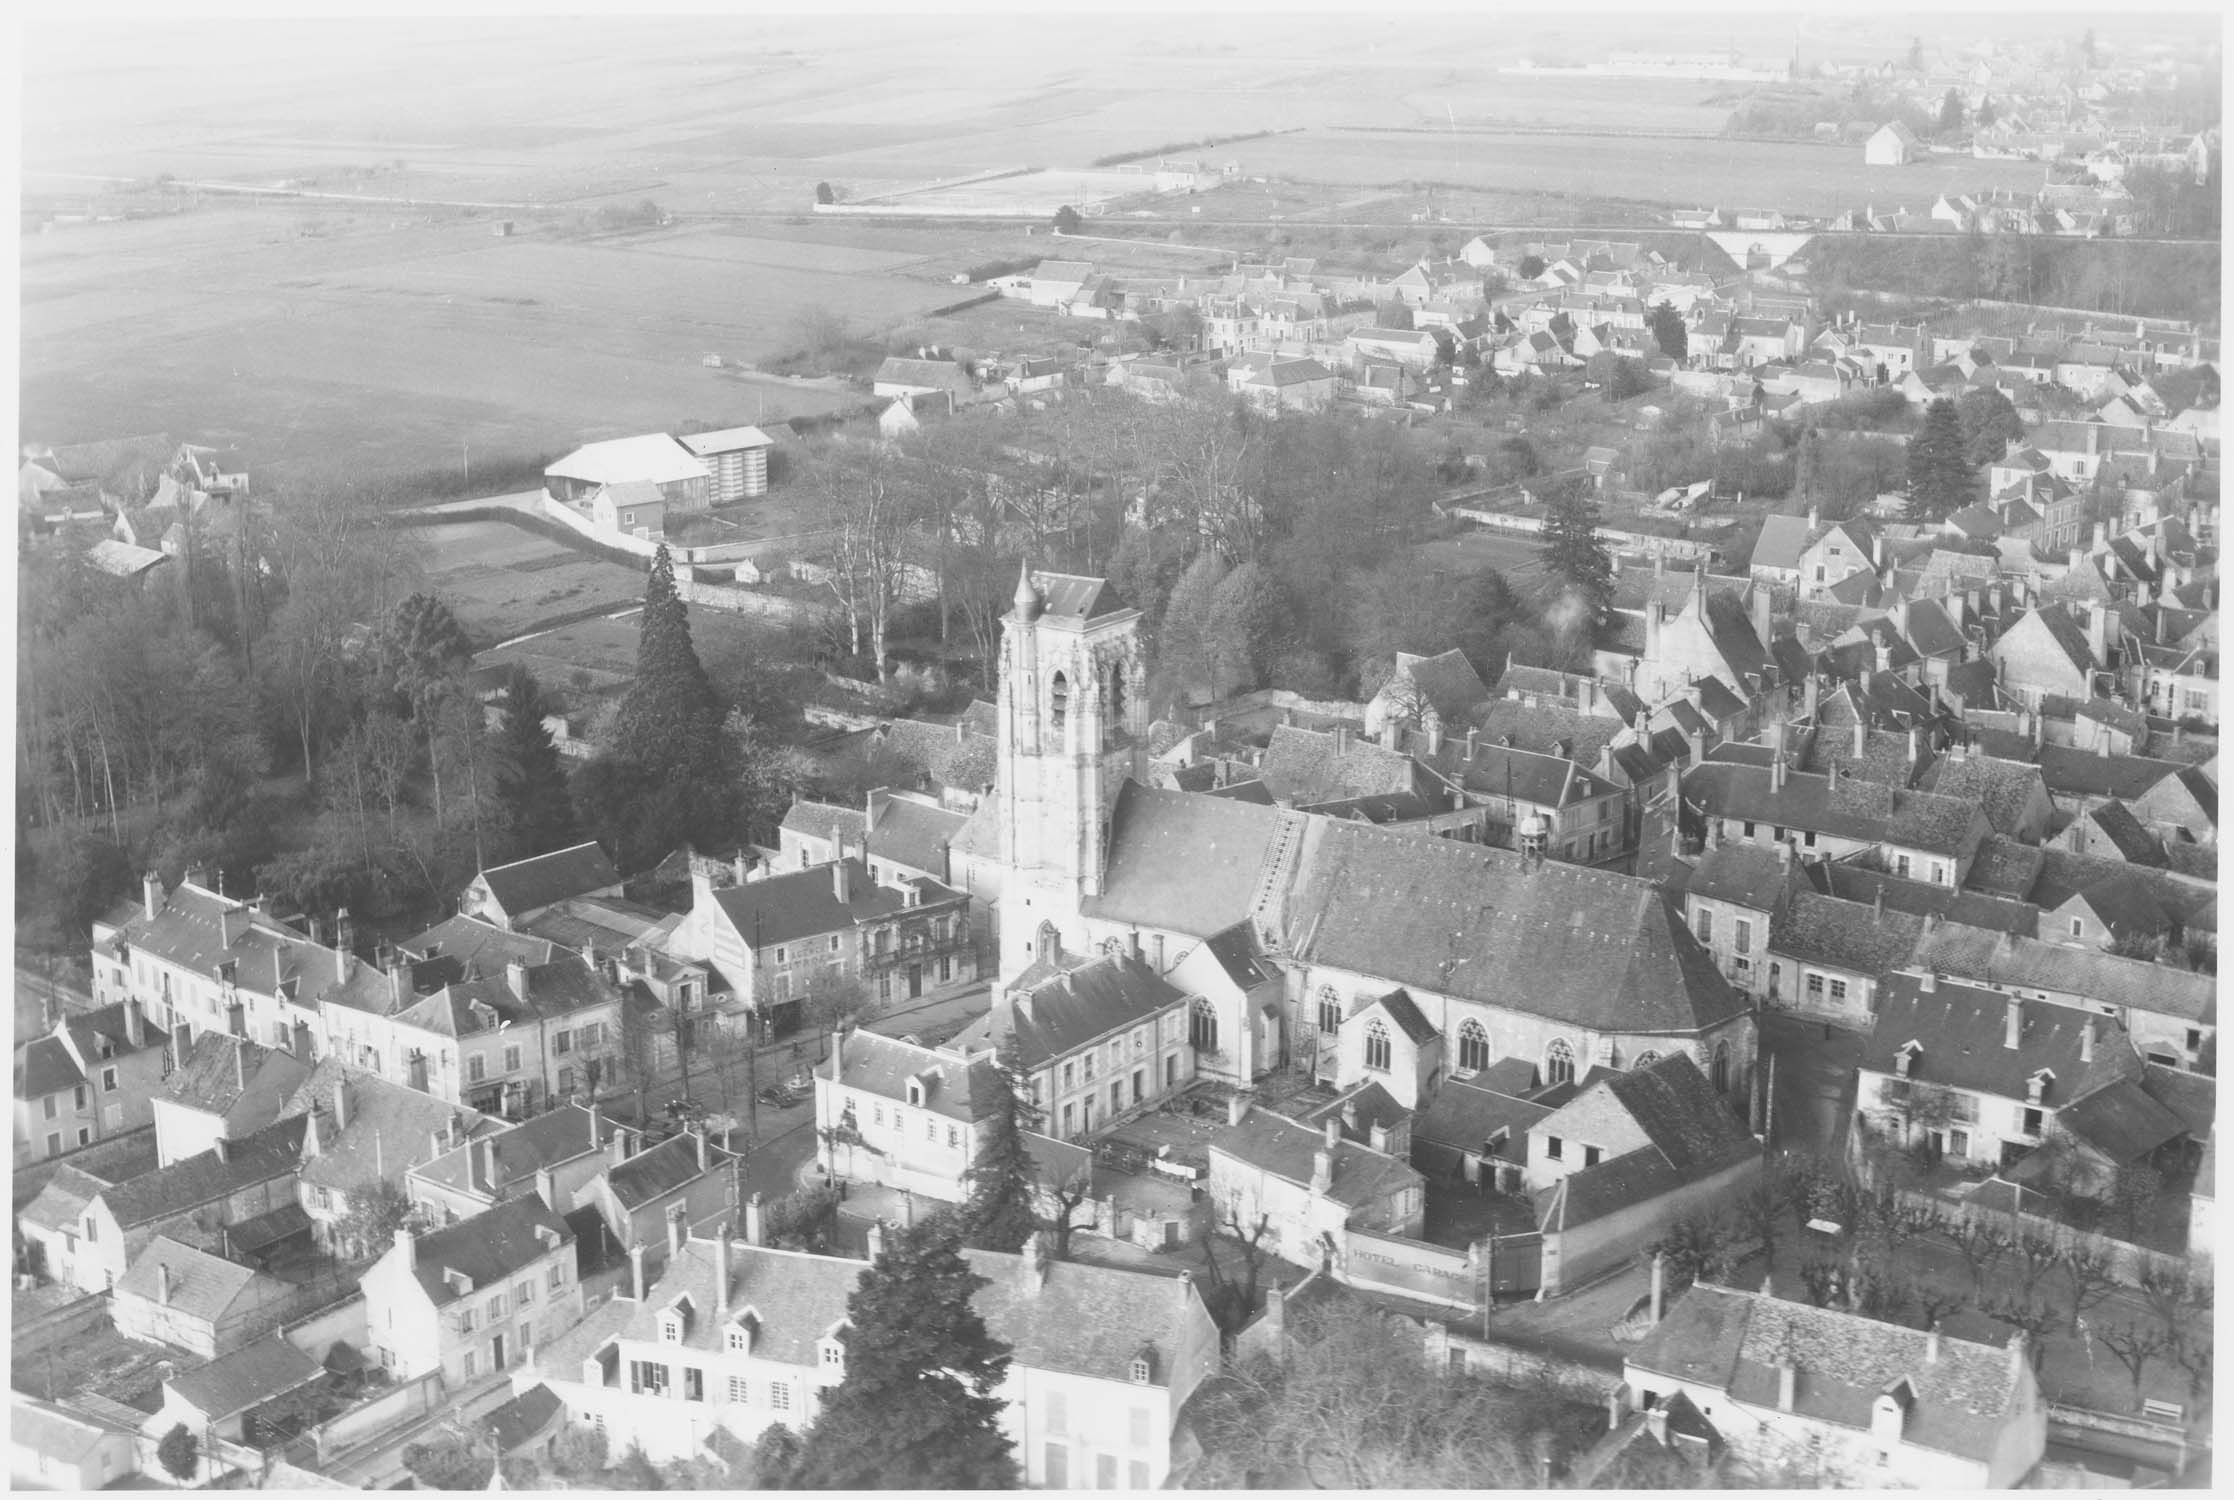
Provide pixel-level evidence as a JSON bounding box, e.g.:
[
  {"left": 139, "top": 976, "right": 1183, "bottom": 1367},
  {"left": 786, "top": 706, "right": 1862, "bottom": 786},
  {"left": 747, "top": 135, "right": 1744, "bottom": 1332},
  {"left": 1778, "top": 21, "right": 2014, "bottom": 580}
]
[{"left": 1759, "top": 1010, "right": 1864, "bottom": 1162}]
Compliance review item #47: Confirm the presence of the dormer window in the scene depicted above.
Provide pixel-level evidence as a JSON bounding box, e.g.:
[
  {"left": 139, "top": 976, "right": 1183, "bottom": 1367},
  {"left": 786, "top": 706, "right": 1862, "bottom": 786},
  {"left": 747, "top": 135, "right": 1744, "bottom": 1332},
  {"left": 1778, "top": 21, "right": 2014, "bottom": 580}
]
[
  {"left": 906, "top": 1076, "right": 927, "bottom": 1108},
  {"left": 820, "top": 1338, "right": 845, "bottom": 1370},
  {"left": 2027, "top": 1069, "right": 2053, "bottom": 1105},
  {"left": 660, "top": 1312, "right": 684, "bottom": 1344},
  {"left": 727, "top": 1311, "right": 759, "bottom": 1354},
  {"left": 1894, "top": 1041, "right": 1920, "bottom": 1080},
  {"left": 1130, "top": 1344, "right": 1157, "bottom": 1384}
]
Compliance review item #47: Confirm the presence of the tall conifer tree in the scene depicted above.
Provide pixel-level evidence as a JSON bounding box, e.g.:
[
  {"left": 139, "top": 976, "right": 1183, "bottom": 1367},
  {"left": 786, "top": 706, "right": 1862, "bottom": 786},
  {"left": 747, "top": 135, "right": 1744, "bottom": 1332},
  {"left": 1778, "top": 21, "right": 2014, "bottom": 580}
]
[
  {"left": 791, "top": 1217, "right": 1019, "bottom": 1489},
  {"left": 489, "top": 665, "right": 575, "bottom": 857}
]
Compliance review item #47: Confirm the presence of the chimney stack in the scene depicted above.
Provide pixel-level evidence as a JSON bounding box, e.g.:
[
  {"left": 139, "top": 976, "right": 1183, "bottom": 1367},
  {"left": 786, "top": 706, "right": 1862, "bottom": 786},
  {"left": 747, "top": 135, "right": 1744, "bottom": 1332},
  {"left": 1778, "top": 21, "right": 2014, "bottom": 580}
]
[
  {"left": 744, "top": 1192, "right": 765, "bottom": 1247},
  {"left": 142, "top": 871, "right": 163, "bottom": 920},
  {"left": 2004, "top": 996, "right": 2024, "bottom": 1050},
  {"left": 506, "top": 957, "right": 530, "bottom": 1000},
  {"left": 394, "top": 1225, "right": 416, "bottom": 1269},
  {"left": 833, "top": 858, "right": 854, "bottom": 905},
  {"left": 629, "top": 1244, "right": 648, "bottom": 1302},
  {"left": 2080, "top": 1019, "right": 2095, "bottom": 1064},
  {"left": 1921, "top": 969, "right": 1938, "bottom": 993},
  {"left": 696, "top": 1128, "right": 709, "bottom": 1172},
  {"left": 1777, "top": 1360, "right": 1798, "bottom": 1413},
  {"left": 1310, "top": 1146, "right": 1334, "bottom": 1196},
  {"left": 125, "top": 1000, "right": 145, "bottom": 1050},
  {"left": 1227, "top": 1093, "right": 1248, "bottom": 1128},
  {"left": 1323, "top": 1115, "right": 1342, "bottom": 1149},
  {"left": 158, "top": 1261, "right": 173, "bottom": 1306},
  {"left": 1650, "top": 1251, "right": 1666, "bottom": 1323},
  {"left": 1926, "top": 1321, "right": 1942, "bottom": 1364},
  {"left": 334, "top": 1084, "right": 351, "bottom": 1132},
  {"left": 668, "top": 1204, "right": 687, "bottom": 1258},
  {"left": 336, "top": 907, "right": 353, "bottom": 957},
  {"left": 866, "top": 1219, "right": 887, "bottom": 1262},
  {"left": 716, "top": 1221, "right": 733, "bottom": 1315},
  {"left": 233, "top": 1042, "right": 248, "bottom": 1093}
]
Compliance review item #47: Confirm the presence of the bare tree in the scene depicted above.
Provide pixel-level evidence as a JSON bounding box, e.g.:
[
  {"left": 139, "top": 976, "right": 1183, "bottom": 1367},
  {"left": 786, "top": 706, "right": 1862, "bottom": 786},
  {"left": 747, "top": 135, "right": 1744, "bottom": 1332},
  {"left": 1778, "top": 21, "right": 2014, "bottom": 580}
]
[
  {"left": 1040, "top": 1159, "right": 1096, "bottom": 1261},
  {"left": 2009, "top": 1222, "right": 2065, "bottom": 1304},
  {"left": 1937, "top": 1212, "right": 2015, "bottom": 1293},
  {"left": 2055, "top": 1238, "right": 2119, "bottom": 1335},
  {"left": 2097, "top": 1319, "right": 2170, "bottom": 1408},
  {"left": 803, "top": 439, "right": 923, "bottom": 683}
]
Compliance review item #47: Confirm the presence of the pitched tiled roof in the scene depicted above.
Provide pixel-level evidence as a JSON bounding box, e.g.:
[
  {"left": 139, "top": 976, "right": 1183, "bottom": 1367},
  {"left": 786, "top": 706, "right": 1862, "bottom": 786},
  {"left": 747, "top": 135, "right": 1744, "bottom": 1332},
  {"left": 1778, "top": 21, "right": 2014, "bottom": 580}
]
[
  {"left": 167, "top": 1337, "right": 323, "bottom": 1421},
  {"left": 486, "top": 1382, "right": 567, "bottom": 1453},
  {"left": 400, "top": 914, "right": 558, "bottom": 973},
  {"left": 407, "top": 1195, "right": 571, "bottom": 1309},
  {"left": 100, "top": 1116, "right": 308, "bottom": 1229},
  {"left": 475, "top": 843, "right": 620, "bottom": 918},
  {"left": 1626, "top": 1285, "right": 2024, "bottom": 1463},
  {"left": 1414, "top": 1074, "right": 1553, "bottom": 1156},
  {"left": 2055, "top": 1079, "right": 2188, "bottom": 1163},
  {"left": 1771, "top": 893, "right": 1927, "bottom": 975},
  {"left": 708, "top": 858, "right": 961, "bottom": 953},
  {"left": 1259, "top": 725, "right": 1425, "bottom": 804},
  {"left": 967, "top": 1246, "right": 1204, "bottom": 1386},
  {"left": 1211, "top": 1106, "right": 1423, "bottom": 1210},
  {"left": 606, "top": 1132, "right": 722, "bottom": 1210},
  {"left": 828, "top": 1029, "right": 1004, "bottom": 1124},
  {"left": 2036, "top": 747, "right": 2183, "bottom": 802},
  {"left": 20, "top": 1165, "right": 107, "bottom": 1234},
  {"left": 1281, "top": 818, "right": 1745, "bottom": 1036},
  {"left": 1084, "top": 784, "right": 1286, "bottom": 939},
  {"left": 1917, "top": 752, "right": 2047, "bottom": 839},
  {"left": 1685, "top": 844, "right": 1798, "bottom": 912},
  {"left": 1389, "top": 648, "right": 1490, "bottom": 724},
  {"left": 2077, "top": 802, "right": 2165, "bottom": 865},
  {"left": 161, "top": 1033, "right": 309, "bottom": 1129},
  {"left": 970, "top": 953, "right": 1186, "bottom": 1069},
  {"left": 115, "top": 1236, "right": 271, "bottom": 1322},
  {"left": 1819, "top": 865, "right": 2036, "bottom": 935},
  {"left": 866, "top": 793, "right": 967, "bottom": 877},
  {"left": 1862, "top": 974, "right": 2143, "bottom": 1104},
  {"left": 1593, "top": 1053, "right": 1756, "bottom": 1175},
  {"left": 1363, "top": 988, "right": 1439, "bottom": 1046},
  {"left": 16, "top": 1034, "right": 85, "bottom": 1100}
]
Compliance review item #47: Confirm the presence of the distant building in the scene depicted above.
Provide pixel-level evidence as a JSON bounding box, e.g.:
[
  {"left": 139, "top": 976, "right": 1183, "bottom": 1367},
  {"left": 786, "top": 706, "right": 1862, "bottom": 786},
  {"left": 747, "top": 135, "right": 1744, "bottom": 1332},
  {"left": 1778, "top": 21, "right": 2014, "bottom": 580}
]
[
  {"left": 544, "top": 435, "right": 712, "bottom": 514},
  {"left": 1865, "top": 121, "right": 1921, "bottom": 166},
  {"left": 677, "top": 427, "right": 775, "bottom": 502}
]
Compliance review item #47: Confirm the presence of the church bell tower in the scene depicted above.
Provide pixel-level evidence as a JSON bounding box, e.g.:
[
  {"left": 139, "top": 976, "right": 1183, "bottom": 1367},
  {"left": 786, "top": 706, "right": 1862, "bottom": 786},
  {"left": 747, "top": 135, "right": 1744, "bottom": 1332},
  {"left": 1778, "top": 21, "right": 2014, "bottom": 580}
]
[{"left": 995, "top": 565, "right": 1146, "bottom": 979}]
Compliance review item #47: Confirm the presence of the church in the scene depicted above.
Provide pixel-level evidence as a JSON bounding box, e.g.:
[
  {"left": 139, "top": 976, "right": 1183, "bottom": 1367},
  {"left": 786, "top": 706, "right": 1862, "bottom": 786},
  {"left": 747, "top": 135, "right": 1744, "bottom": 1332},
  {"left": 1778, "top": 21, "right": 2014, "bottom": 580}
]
[{"left": 979, "top": 565, "right": 1758, "bottom": 1117}]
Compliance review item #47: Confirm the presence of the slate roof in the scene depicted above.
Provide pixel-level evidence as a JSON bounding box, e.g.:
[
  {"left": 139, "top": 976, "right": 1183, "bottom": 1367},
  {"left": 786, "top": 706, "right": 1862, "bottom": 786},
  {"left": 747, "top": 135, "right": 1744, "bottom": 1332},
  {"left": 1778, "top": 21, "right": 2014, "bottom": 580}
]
[
  {"left": 16, "top": 1034, "right": 86, "bottom": 1101},
  {"left": 1626, "top": 1285, "right": 2025, "bottom": 1463},
  {"left": 1211, "top": 1106, "right": 1422, "bottom": 1211},
  {"left": 405, "top": 1195, "right": 572, "bottom": 1309},
  {"left": 708, "top": 857, "right": 962, "bottom": 952},
  {"left": 400, "top": 914, "right": 557, "bottom": 973},
  {"left": 1280, "top": 817, "right": 1745, "bottom": 1036},
  {"left": 100, "top": 1116, "right": 309, "bottom": 1229},
  {"left": 1861, "top": 974, "right": 2143, "bottom": 1104},
  {"left": 828, "top": 1028, "right": 1004, "bottom": 1124},
  {"left": 1591, "top": 1053, "right": 1755, "bottom": 1175},
  {"left": 21, "top": 1165, "right": 108, "bottom": 1235},
  {"left": 486, "top": 1383, "right": 567, "bottom": 1454},
  {"left": 1388, "top": 648, "right": 1491, "bottom": 724},
  {"left": 2077, "top": 802, "right": 2165, "bottom": 864},
  {"left": 474, "top": 843, "right": 621, "bottom": 919},
  {"left": 1027, "top": 570, "right": 1127, "bottom": 622},
  {"left": 2036, "top": 748, "right": 2183, "bottom": 803},
  {"left": 1819, "top": 865, "right": 2037, "bottom": 935},
  {"left": 8, "top": 1396, "right": 137, "bottom": 1463},
  {"left": 606, "top": 1132, "right": 720, "bottom": 1210},
  {"left": 167, "top": 1337, "right": 324, "bottom": 1422},
  {"left": 408, "top": 1103, "right": 618, "bottom": 1198},
  {"left": 967, "top": 1245, "right": 1207, "bottom": 1387},
  {"left": 1084, "top": 783, "right": 1286, "bottom": 939},
  {"left": 1684, "top": 762, "right": 1981, "bottom": 857},
  {"left": 1362, "top": 988, "right": 1439, "bottom": 1046},
  {"left": 1467, "top": 702, "right": 1626, "bottom": 764},
  {"left": 2056, "top": 1079, "right": 2189, "bottom": 1163},
  {"left": 866, "top": 794, "right": 968, "bottom": 876},
  {"left": 95, "top": 881, "right": 336, "bottom": 1003},
  {"left": 1413, "top": 1074, "right": 1552, "bottom": 1157},
  {"left": 1915, "top": 926, "right": 2215, "bottom": 1024},
  {"left": 865, "top": 715, "right": 999, "bottom": 796},
  {"left": 540, "top": 1235, "right": 860, "bottom": 1377},
  {"left": 957, "top": 951, "right": 1185, "bottom": 1070},
  {"left": 1683, "top": 843, "right": 1796, "bottom": 913},
  {"left": 1965, "top": 834, "right": 2048, "bottom": 897}
]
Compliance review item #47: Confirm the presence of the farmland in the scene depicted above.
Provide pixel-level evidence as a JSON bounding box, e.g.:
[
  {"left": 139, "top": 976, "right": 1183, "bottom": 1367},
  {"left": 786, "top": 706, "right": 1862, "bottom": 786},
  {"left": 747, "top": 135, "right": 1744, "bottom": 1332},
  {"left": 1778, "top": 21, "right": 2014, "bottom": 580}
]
[
  {"left": 1221, "top": 127, "right": 2060, "bottom": 218},
  {"left": 412, "top": 520, "right": 647, "bottom": 646}
]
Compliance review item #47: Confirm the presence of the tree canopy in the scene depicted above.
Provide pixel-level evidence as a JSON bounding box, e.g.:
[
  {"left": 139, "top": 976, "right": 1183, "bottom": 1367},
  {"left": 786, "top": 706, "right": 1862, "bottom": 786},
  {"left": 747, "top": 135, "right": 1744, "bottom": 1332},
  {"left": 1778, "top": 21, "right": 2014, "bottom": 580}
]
[
  {"left": 489, "top": 664, "right": 577, "bottom": 861},
  {"left": 1537, "top": 477, "right": 1615, "bottom": 626},
  {"left": 1906, "top": 397, "right": 1978, "bottom": 521},
  {"left": 789, "top": 1217, "right": 1019, "bottom": 1489},
  {"left": 959, "top": 1035, "right": 1043, "bottom": 1254},
  {"left": 1647, "top": 301, "right": 1689, "bottom": 363}
]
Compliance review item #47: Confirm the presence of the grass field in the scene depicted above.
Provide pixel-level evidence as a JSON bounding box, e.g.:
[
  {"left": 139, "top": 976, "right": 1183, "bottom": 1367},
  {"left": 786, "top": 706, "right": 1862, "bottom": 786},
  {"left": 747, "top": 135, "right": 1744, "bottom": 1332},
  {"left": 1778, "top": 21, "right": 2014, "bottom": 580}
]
[
  {"left": 1227, "top": 128, "right": 2060, "bottom": 218},
  {"left": 476, "top": 606, "right": 790, "bottom": 697},
  {"left": 414, "top": 520, "right": 647, "bottom": 644}
]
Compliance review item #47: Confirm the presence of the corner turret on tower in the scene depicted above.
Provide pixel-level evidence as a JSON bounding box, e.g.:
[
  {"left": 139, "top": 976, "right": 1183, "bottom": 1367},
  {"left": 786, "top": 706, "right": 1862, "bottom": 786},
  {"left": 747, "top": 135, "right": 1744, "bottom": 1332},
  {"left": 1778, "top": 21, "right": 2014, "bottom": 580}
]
[{"left": 1014, "top": 561, "right": 1044, "bottom": 622}]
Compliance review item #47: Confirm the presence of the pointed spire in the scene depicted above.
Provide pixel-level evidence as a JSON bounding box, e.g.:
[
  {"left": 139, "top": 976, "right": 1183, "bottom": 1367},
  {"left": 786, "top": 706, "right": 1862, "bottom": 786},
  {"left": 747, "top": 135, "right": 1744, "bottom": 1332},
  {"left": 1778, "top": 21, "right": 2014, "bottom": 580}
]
[{"left": 1013, "top": 560, "right": 1043, "bottom": 620}]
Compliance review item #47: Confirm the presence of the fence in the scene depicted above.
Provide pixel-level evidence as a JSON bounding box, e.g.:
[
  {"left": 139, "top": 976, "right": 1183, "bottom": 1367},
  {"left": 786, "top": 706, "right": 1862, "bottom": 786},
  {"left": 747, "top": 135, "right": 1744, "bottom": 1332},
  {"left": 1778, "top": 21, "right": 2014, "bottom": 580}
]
[
  {"left": 15, "top": 1288, "right": 109, "bottom": 1346},
  {"left": 1344, "top": 1227, "right": 1481, "bottom": 1313},
  {"left": 281, "top": 1291, "right": 367, "bottom": 1362},
  {"left": 1890, "top": 1182, "right": 2192, "bottom": 1289},
  {"left": 537, "top": 493, "right": 768, "bottom": 566}
]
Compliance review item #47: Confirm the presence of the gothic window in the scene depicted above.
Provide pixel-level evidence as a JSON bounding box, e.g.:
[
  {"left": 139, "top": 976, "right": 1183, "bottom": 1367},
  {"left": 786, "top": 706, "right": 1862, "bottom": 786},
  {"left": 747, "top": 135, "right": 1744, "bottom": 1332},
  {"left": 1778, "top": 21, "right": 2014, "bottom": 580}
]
[
  {"left": 1316, "top": 986, "right": 1341, "bottom": 1035},
  {"left": 1108, "top": 667, "right": 1128, "bottom": 741},
  {"left": 1457, "top": 1021, "right": 1489, "bottom": 1072},
  {"left": 1049, "top": 671, "right": 1069, "bottom": 735},
  {"left": 1036, "top": 923, "right": 1061, "bottom": 965},
  {"left": 1190, "top": 998, "right": 1219, "bottom": 1054},
  {"left": 1544, "top": 1038, "right": 1575, "bottom": 1087},
  {"left": 1712, "top": 1042, "right": 1731, "bottom": 1093},
  {"left": 1364, "top": 1022, "right": 1391, "bottom": 1073}
]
